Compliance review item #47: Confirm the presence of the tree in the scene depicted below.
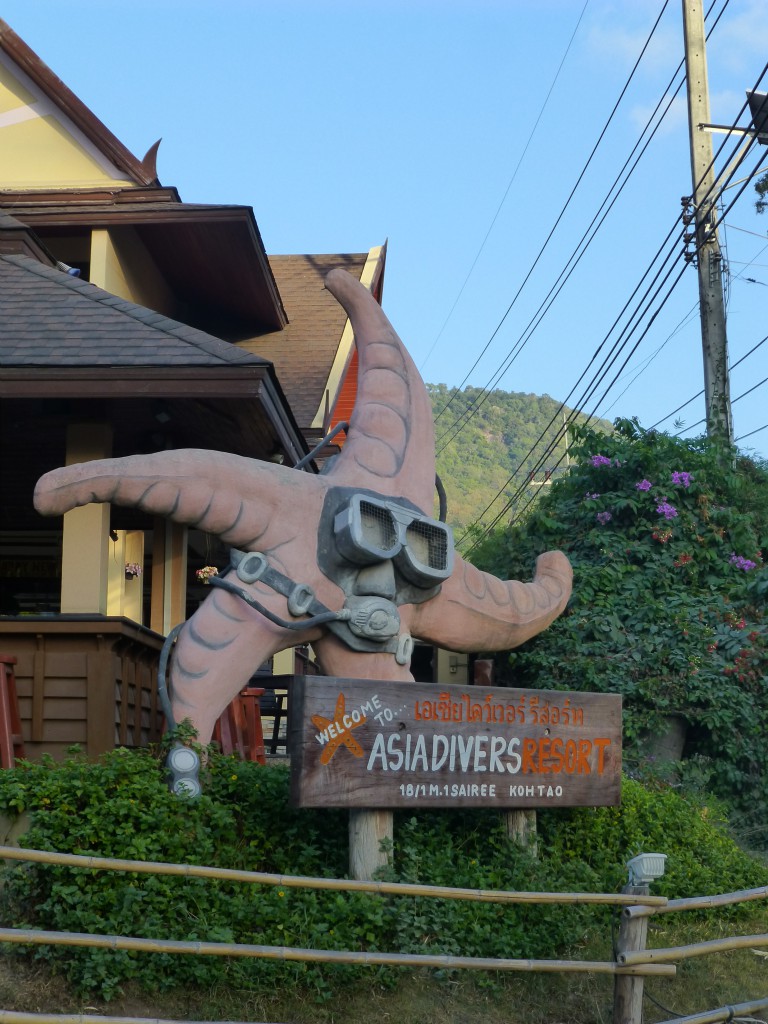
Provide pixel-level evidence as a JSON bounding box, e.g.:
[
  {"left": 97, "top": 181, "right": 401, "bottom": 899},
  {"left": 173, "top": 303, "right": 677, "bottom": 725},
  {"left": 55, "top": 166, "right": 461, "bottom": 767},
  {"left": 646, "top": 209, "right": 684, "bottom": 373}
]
[
  {"left": 471, "top": 419, "right": 768, "bottom": 845},
  {"left": 755, "top": 169, "right": 768, "bottom": 214}
]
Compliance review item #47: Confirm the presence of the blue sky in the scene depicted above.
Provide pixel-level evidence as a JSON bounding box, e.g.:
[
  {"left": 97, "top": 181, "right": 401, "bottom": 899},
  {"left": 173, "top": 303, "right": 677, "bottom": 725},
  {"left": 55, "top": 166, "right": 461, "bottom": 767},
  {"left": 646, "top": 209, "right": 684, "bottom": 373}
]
[{"left": 4, "top": 0, "right": 768, "bottom": 465}]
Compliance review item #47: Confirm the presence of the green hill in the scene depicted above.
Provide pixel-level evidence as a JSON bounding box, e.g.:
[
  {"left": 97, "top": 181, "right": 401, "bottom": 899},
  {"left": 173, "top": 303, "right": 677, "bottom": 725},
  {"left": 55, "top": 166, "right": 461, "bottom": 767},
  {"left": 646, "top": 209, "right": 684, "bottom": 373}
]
[{"left": 428, "top": 384, "right": 608, "bottom": 534}]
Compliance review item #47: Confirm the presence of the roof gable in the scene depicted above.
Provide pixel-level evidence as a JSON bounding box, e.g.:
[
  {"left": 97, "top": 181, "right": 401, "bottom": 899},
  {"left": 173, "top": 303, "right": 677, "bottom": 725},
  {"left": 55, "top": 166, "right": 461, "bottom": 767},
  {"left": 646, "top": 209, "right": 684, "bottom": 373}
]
[
  {"left": 245, "top": 246, "right": 386, "bottom": 433},
  {"left": 0, "top": 19, "right": 156, "bottom": 190}
]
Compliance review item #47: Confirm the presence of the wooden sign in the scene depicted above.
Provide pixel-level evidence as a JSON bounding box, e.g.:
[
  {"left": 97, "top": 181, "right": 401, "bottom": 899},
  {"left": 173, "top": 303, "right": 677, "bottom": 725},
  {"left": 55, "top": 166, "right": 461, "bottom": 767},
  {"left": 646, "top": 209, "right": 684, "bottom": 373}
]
[{"left": 289, "top": 677, "right": 622, "bottom": 809}]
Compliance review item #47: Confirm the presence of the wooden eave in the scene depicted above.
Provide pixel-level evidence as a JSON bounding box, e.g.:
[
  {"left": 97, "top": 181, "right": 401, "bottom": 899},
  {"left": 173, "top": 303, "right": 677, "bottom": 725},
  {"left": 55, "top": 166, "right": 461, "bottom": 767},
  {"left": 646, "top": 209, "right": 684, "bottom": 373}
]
[
  {"left": 0, "top": 18, "right": 159, "bottom": 185},
  {"left": 0, "top": 365, "right": 309, "bottom": 466},
  {"left": 0, "top": 363, "right": 273, "bottom": 398},
  {"left": 4, "top": 196, "right": 287, "bottom": 331}
]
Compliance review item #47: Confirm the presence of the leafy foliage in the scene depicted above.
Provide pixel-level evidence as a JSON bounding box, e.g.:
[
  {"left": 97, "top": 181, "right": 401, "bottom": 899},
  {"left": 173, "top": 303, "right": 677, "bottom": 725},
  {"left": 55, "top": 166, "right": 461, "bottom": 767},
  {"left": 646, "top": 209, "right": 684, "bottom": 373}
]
[
  {"left": 1, "top": 749, "right": 766, "bottom": 1001},
  {"left": 428, "top": 384, "right": 609, "bottom": 530},
  {"left": 755, "top": 168, "right": 768, "bottom": 214},
  {"left": 471, "top": 419, "right": 768, "bottom": 844}
]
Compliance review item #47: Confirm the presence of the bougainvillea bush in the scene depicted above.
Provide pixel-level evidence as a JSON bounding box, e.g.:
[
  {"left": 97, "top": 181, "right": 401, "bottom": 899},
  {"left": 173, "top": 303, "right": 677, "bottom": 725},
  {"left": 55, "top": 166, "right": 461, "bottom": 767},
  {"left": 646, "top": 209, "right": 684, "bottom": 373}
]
[{"left": 471, "top": 419, "right": 768, "bottom": 845}]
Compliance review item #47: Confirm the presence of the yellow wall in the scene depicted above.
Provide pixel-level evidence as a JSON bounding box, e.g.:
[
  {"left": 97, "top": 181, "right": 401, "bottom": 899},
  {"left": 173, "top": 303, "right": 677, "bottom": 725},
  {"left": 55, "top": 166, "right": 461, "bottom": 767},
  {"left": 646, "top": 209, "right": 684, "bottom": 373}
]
[
  {"left": 90, "top": 229, "right": 176, "bottom": 314},
  {"left": 106, "top": 530, "right": 145, "bottom": 624},
  {"left": 150, "top": 519, "right": 188, "bottom": 635},
  {"left": 435, "top": 648, "right": 469, "bottom": 685},
  {"left": 60, "top": 424, "right": 113, "bottom": 614},
  {"left": 0, "top": 54, "right": 135, "bottom": 189}
]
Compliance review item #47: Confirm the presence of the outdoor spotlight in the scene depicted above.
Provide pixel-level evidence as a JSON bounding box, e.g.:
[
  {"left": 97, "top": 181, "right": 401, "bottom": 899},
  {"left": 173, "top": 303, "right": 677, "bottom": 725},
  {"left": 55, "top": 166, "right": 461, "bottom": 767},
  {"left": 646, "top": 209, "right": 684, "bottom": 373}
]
[
  {"left": 166, "top": 744, "right": 202, "bottom": 798},
  {"left": 626, "top": 852, "right": 667, "bottom": 886}
]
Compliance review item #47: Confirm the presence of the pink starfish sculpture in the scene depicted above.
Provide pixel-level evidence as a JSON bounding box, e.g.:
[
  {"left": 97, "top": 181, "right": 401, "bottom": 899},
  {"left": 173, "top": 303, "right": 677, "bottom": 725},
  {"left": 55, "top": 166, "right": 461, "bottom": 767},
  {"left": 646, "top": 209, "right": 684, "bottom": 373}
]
[{"left": 34, "top": 270, "right": 572, "bottom": 744}]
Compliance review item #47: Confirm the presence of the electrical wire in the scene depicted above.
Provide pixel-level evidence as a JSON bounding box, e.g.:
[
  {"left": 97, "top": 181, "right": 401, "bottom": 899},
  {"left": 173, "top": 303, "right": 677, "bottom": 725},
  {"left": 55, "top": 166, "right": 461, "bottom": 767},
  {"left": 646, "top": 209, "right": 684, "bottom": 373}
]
[
  {"left": 438, "top": 0, "right": 750, "bottom": 457},
  {"left": 650, "top": 281, "right": 768, "bottom": 432},
  {"left": 434, "top": 0, "right": 673, "bottom": 429},
  {"left": 737, "top": 422, "right": 768, "bottom": 441},
  {"left": 600, "top": 303, "right": 699, "bottom": 417},
  {"left": 458, "top": 58, "right": 768, "bottom": 545},
  {"left": 419, "top": 0, "right": 590, "bottom": 377},
  {"left": 453, "top": 12, "right": 768, "bottom": 548},
  {"left": 461, "top": 163, "right": 761, "bottom": 548},
  {"left": 674, "top": 373, "right": 768, "bottom": 437},
  {"left": 435, "top": 0, "right": 736, "bottom": 447}
]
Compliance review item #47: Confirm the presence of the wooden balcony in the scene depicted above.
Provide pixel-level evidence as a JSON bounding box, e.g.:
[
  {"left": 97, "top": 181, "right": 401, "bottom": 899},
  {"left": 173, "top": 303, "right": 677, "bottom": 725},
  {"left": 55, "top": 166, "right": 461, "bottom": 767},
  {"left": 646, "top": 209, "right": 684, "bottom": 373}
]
[{"left": 0, "top": 616, "right": 165, "bottom": 760}]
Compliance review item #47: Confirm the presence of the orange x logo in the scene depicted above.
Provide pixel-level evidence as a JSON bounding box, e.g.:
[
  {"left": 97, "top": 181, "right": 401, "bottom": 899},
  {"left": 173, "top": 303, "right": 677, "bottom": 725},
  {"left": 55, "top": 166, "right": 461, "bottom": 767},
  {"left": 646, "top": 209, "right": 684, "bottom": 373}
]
[{"left": 311, "top": 692, "right": 367, "bottom": 765}]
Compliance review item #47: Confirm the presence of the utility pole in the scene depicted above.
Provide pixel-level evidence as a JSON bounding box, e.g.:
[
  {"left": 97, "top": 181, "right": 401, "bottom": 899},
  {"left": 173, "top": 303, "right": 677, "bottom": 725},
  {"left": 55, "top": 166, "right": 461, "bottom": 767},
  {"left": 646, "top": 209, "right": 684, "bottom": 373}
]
[{"left": 682, "top": 0, "right": 733, "bottom": 444}]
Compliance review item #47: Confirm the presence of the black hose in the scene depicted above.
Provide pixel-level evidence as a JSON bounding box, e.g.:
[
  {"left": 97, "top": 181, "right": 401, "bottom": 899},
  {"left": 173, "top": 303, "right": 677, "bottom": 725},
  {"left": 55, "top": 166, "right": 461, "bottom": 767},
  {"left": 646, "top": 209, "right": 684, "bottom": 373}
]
[
  {"left": 157, "top": 622, "right": 185, "bottom": 729},
  {"left": 208, "top": 574, "right": 347, "bottom": 630},
  {"left": 435, "top": 473, "right": 448, "bottom": 523}
]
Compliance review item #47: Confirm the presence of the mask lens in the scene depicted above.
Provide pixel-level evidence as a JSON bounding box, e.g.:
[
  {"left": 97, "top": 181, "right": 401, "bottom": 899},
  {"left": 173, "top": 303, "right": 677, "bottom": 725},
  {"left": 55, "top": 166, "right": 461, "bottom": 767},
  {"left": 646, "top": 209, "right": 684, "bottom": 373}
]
[
  {"left": 397, "top": 518, "right": 454, "bottom": 586},
  {"left": 334, "top": 495, "right": 400, "bottom": 564},
  {"left": 359, "top": 500, "right": 398, "bottom": 552}
]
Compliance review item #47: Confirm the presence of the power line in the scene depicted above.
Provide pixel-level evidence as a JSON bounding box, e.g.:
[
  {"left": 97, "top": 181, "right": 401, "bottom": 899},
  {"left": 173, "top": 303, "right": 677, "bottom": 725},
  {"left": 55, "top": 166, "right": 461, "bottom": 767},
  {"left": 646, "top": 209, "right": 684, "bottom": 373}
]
[
  {"left": 436, "top": 68, "right": 687, "bottom": 454},
  {"left": 454, "top": 7, "right": 768, "bottom": 549},
  {"left": 419, "top": 0, "right": 590, "bottom": 377},
  {"left": 435, "top": 0, "right": 738, "bottom": 448},
  {"left": 674, "top": 373, "right": 768, "bottom": 437},
  {"left": 459, "top": 111, "right": 765, "bottom": 548},
  {"left": 434, "top": 0, "right": 673, "bottom": 430},
  {"left": 652, "top": 331, "right": 768, "bottom": 428},
  {"left": 737, "top": 422, "right": 768, "bottom": 441},
  {"left": 440, "top": 0, "right": 760, "bottom": 463}
]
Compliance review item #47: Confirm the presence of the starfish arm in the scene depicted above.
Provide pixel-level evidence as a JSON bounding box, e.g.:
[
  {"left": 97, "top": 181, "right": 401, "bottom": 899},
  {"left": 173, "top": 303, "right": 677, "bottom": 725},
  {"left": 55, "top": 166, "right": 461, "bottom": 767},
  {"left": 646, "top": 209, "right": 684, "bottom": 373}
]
[
  {"left": 312, "top": 634, "right": 415, "bottom": 682},
  {"left": 408, "top": 550, "right": 573, "bottom": 653},
  {"left": 323, "top": 269, "right": 436, "bottom": 513},
  {"left": 34, "top": 449, "right": 320, "bottom": 552},
  {"left": 169, "top": 582, "right": 321, "bottom": 743}
]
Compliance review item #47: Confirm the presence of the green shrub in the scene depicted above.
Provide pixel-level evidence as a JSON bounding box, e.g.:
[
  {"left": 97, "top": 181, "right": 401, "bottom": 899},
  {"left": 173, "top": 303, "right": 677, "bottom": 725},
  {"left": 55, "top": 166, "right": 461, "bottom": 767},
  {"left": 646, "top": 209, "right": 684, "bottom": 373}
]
[
  {"left": 539, "top": 776, "right": 768, "bottom": 898},
  {"left": 0, "top": 751, "right": 765, "bottom": 1001},
  {"left": 471, "top": 420, "right": 768, "bottom": 844}
]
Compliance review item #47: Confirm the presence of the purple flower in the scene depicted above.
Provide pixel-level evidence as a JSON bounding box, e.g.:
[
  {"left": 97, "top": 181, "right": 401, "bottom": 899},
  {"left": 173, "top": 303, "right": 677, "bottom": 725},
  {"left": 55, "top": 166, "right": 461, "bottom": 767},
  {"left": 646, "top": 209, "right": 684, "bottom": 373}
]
[
  {"left": 584, "top": 492, "right": 600, "bottom": 501},
  {"left": 656, "top": 501, "right": 678, "bottom": 520},
  {"left": 729, "top": 553, "right": 757, "bottom": 571},
  {"left": 590, "top": 455, "right": 612, "bottom": 467},
  {"left": 671, "top": 471, "right": 693, "bottom": 488},
  {"left": 635, "top": 479, "right": 652, "bottom": 491},
  {"left": 596, "top": 511, "right": 612, "bottom": 525}
]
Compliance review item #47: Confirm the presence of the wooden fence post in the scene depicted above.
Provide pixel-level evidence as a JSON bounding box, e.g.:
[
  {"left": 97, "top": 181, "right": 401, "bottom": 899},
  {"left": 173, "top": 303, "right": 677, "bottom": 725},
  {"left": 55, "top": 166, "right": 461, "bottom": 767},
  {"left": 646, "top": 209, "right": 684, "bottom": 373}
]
[
  {"left": 612, "top": 884, "right": 650, "bottom": 1024},
  {"left": 505, "top": 809, "right": 538, "bottom": 857},
  {"left": 349, "top": 809, "right": 392, "bottom": 880}
]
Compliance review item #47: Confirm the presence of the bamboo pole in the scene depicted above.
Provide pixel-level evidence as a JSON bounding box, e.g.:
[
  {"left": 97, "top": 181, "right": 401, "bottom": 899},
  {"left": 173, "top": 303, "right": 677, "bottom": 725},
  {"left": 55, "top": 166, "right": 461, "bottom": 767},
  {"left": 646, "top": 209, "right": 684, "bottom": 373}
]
[
  {"left": 653, "top": 995, "right": 768, "bottom": 1024},
  {"left": 0, "top": 1013, "right": 262, "bottom": 1024},
  {"left": 0, "top": 926, "right": 675, "bottom": 976},
  {"left": 618, "top": 932, "right": 768, "bottom": 965},
  {"left": 626, "top": 884, "right": 768, "bottom": 919},
  {"left": 0, "top": 846, "right": 666, "bottom": 908}
]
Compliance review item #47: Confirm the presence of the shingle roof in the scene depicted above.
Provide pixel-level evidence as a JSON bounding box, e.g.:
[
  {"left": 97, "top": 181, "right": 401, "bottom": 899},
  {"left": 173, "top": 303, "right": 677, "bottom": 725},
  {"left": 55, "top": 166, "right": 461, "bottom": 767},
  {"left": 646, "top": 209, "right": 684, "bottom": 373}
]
[
  {"left": 241, "top": 252, "right": 370, "bottom": 428},
  {"left": 0, "top": 212, "right": 27, "bottom": 230},
  {"left": 0, "top": 254, "right": 271, "bottom": 367}
]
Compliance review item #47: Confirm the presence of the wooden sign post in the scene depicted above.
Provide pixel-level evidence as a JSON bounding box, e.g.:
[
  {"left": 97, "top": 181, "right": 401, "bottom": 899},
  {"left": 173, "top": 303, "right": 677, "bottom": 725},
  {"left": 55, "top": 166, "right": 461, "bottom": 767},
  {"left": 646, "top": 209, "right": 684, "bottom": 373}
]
[{"left": 290, "top": 677, "right": 622, "bottom": 876}]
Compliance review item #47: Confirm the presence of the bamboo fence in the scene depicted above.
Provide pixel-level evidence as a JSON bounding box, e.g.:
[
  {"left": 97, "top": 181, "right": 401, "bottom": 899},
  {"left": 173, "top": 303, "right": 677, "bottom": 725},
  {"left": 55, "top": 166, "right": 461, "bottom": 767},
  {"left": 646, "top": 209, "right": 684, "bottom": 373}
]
[
  {"left": 654, "top": 996, "right": 768, "bottom": 1024},
  {"left": 0, "top": 845, "right": 667, "bottom": 908},
  {"left": 625, "top": 883, "right": 768, "bottom": 918},
  {"left": 0, "top": 1014, "right": 260, "bottom": 1024},
  {"left": 0, "top": 926, "right": 674, "bottom": 976},
  {"left": 618, "top": 931, "right": 768, "bottom": 966}
]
